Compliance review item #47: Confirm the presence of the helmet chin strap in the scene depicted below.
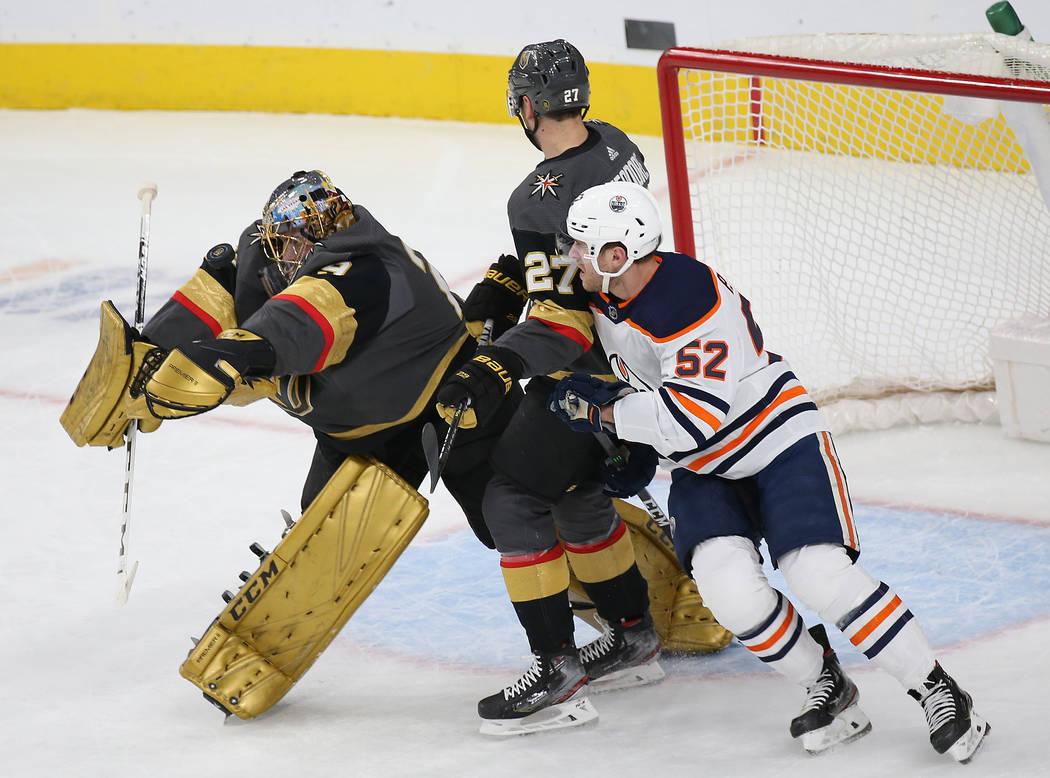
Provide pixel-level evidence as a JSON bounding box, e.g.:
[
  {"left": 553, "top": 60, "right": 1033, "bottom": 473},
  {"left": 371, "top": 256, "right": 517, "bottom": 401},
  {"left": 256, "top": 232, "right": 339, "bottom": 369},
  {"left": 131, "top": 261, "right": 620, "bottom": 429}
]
[
  {"left": 589, "top": 255, "right": 634, "bottom": 295},
  {"left": 516, "top": 113, "right": 543, "bottom": 152}
]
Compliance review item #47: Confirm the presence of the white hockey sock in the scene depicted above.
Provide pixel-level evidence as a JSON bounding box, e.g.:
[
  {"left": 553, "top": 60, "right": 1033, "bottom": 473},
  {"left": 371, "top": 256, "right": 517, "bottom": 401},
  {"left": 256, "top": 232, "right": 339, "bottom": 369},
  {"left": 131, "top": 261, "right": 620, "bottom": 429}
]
[
  {"left": 780, "top": 545, "right": 935, "bottom": 690},
  {"left": 692, "top": 536, "right": 822, "bottom": 687},
  {"left": 835, "top": 581, "right": 935, "bottom": 690},
  {"left": 734, "top": 590, "right": 824, "bottom": 687}
]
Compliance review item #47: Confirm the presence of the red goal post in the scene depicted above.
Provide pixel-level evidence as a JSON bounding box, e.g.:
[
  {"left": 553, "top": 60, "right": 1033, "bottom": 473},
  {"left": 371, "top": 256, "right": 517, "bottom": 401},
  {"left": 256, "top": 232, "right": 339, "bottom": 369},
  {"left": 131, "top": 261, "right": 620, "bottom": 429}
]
[{"left": 656, "top": 39, "right": 1050, "bottom": 431}]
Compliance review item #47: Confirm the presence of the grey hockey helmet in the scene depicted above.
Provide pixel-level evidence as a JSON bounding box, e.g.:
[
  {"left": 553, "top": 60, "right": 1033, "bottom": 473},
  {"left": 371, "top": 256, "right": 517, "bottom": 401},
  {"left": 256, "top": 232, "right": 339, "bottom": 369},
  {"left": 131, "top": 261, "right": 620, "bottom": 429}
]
[
  {"left": 258, "top": 170, "right": 354, "bottom": 279},
  {"left": 506, "top": 39, "right": 590, "bottom": 118}
]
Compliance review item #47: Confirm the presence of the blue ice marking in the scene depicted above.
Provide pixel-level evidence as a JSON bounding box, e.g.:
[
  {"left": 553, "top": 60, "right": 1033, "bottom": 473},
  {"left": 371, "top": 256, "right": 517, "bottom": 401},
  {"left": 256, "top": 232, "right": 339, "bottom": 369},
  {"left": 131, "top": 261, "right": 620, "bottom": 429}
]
[{"left": 344, "top": 505, "right": 1050, "bottom": 673}]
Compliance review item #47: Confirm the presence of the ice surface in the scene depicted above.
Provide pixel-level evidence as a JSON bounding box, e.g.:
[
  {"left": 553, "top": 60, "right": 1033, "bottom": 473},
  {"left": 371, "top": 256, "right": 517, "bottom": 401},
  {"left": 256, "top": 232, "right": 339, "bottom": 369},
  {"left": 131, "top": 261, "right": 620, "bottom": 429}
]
[{"left": 2, "top": 108, "right": 1048, "bottom": 777}]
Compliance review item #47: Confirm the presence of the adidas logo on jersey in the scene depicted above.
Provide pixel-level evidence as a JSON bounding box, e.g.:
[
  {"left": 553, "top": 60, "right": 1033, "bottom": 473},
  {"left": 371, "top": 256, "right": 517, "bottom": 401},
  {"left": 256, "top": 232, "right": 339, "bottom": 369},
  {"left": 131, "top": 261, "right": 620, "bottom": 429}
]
[{"left": 607, "top": 146, "right": 620, "bottom": 161}]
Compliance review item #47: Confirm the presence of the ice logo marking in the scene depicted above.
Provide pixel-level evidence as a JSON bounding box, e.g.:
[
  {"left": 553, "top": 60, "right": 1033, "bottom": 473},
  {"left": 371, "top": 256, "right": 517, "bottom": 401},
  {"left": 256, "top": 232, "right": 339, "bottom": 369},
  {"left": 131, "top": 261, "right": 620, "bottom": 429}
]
[{"left": 609, "top": 195, "right": 627, "bottom": 212}]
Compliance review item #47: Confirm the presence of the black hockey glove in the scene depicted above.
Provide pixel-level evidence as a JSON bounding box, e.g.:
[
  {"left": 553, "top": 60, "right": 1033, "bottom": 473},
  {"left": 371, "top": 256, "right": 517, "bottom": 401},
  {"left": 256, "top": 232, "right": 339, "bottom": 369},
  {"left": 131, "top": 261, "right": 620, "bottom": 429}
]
[
  {"left": 435, "top": 345, "right": 522, "bottom": 430},
  {"left": 548, "top": 373, "right": 636, "bottom": 434},
  {"left": 461, "top": 254, "right": 528, "bottom": 340},
  {"left": 600, "top": 441, "right": 659, "bottom": 498}
]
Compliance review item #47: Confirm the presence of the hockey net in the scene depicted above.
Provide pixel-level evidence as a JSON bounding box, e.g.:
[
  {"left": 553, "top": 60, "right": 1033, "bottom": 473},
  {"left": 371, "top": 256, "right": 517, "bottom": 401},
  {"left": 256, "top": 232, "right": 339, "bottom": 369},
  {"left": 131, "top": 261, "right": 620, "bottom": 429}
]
[{"left": 657, "top": 33, "right": 1050, "bottom": 432}]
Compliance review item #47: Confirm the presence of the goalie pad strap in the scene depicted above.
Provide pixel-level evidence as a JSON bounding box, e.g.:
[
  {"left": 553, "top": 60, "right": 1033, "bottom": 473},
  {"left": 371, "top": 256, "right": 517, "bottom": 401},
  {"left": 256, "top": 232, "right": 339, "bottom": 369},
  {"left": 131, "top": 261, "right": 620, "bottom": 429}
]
[{"left": 179, "top": 455, "right": 428, "bottom": 719}]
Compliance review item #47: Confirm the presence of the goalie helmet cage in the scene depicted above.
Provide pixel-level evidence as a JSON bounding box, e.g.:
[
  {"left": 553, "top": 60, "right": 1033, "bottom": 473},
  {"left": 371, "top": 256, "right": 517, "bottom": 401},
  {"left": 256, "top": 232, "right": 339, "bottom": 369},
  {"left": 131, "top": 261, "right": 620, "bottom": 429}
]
[{"left": 657, "top": 34, "right": 1050, "bottom": 432}]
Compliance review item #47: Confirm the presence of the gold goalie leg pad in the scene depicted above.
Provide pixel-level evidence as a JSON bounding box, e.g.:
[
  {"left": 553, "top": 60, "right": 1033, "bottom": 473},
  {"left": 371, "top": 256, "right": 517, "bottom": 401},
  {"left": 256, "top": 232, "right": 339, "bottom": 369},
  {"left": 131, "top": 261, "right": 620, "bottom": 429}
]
[
  {"left": 60, "top": 301, "right": 162, "bottom": 448},
  {"left": 568, "top": 500, "right": 733, "bottom": 655},
  {"left": 179, "top": 455, "right": 428, "bottom": 720}
]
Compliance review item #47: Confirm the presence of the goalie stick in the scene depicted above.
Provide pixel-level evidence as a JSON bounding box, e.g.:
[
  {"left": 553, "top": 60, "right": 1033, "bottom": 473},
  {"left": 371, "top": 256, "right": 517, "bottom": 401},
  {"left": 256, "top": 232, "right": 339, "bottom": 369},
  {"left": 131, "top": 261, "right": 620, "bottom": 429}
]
[
  {"left": 115, "top": 183, "right": 157, "bottom": 605},
  {"left": 422, "top": 318, "right": 494, "bottom": 493}
]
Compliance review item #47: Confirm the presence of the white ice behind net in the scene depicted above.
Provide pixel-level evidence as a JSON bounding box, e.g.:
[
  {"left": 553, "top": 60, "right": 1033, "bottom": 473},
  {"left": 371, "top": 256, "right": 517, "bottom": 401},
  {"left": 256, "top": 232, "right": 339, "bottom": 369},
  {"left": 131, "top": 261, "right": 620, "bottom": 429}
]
[{"left": 672, "top": 33, "right": 1050, "bottom": 431}]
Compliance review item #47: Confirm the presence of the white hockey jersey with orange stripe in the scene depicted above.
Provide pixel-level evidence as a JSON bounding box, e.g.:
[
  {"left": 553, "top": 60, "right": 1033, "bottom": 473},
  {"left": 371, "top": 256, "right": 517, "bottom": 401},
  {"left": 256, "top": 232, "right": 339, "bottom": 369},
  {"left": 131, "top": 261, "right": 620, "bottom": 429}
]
[{"left": 592, "top": 251, "right": 829, "bottom": 478}]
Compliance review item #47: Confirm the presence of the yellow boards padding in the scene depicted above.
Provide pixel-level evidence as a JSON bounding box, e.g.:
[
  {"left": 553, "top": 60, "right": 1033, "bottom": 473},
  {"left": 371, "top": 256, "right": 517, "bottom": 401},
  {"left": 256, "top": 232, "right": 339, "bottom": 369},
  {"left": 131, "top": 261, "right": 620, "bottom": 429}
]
[{"left": 1, "top": 43, "right": 663, "bottom": 135}]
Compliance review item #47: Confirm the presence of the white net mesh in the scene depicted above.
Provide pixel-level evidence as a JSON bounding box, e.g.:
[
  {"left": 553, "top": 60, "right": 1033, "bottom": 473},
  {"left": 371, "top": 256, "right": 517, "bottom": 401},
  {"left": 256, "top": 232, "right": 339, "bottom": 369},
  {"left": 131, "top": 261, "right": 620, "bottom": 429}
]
[{"left": 665, "top": 33, "right": 1050, "bottom": 416}]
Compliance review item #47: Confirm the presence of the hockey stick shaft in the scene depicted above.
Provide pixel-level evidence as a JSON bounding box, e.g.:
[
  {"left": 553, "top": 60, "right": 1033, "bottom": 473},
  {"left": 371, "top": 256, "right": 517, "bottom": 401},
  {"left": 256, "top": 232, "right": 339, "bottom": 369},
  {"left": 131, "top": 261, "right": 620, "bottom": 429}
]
[
  {"left": 424, "top": 318, "right": 494, "bottom": 493},
  {"left": 115, "top": 183, "right": 157, "bottom": 605}
]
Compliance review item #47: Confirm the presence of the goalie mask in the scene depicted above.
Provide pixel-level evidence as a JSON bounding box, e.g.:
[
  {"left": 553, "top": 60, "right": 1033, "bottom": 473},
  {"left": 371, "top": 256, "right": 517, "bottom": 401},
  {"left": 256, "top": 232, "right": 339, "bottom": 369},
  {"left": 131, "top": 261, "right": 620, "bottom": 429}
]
[
  {"left": 258, "top": 170, "right": 354, "bottom": 279},
  {"left": 507, "top": 39, "right": 589, "bottom": 148},
  {"left": 564, "top": 182, "right": 661, "bottom": 293}
]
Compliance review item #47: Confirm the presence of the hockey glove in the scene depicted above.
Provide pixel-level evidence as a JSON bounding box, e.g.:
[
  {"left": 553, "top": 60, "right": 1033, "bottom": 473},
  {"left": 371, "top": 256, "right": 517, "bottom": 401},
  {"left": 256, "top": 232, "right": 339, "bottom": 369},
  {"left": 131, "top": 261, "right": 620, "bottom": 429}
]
[
  {"left": 461, "top": 254, "right": 528, "bottom": 340},
  {"left": 130, "top": 329, "right": 276, "bottom": 420},
  {"left": 600, "top": 441, "right": 659, "bottom": 498},
  {"left": 435, "top": 345, "right": 522, "bottom": 430},
  {"left": 549, "top": 373, "right": 636, "bottom": 434}
]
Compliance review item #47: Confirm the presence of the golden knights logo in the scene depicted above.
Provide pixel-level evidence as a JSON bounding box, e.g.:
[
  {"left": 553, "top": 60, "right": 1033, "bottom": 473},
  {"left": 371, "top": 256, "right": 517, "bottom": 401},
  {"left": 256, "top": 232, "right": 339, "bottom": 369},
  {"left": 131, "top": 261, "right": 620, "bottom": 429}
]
[{"left": 530, "top": 171, "right": 563, "bottom": 199}]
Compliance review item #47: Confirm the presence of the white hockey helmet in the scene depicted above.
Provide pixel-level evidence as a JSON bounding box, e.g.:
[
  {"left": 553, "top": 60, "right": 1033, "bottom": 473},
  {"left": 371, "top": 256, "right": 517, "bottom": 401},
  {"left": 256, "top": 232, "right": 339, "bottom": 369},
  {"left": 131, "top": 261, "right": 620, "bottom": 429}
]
[{"left": 564, "top": 181, "right": 661, "bottom": 292}]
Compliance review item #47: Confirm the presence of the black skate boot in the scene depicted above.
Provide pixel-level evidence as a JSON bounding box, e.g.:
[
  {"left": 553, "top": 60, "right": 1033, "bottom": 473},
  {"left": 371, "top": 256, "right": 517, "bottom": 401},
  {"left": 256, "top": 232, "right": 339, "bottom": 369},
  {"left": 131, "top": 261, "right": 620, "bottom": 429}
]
[
  {"left": 578, "top": 613, "right": 664, "bottom": 693},
  {"left": 477, "top": 648, "right": 596, "bottom": 736},
  {"left": 790, "top": 625, "right": 872, "bottom": 754},
  {"left": 908, "top": 663, "right": 990, "bottom": 763}
]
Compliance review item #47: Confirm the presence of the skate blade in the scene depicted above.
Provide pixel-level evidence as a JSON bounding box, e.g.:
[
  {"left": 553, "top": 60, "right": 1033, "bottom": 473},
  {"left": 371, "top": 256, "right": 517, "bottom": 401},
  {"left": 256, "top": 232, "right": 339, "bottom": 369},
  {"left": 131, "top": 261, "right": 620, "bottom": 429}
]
[
  {"left": 801, "top": 704, "right": 872, "bottom": 754},
  {"left": 587, "top": 658, "right": 665, "bottom": 694},
  {"left": 478, "top": 696, "right": 598, "bottom": 737},
  {"left": 948, "top": 714, "right": 990, "bottom": 763}
]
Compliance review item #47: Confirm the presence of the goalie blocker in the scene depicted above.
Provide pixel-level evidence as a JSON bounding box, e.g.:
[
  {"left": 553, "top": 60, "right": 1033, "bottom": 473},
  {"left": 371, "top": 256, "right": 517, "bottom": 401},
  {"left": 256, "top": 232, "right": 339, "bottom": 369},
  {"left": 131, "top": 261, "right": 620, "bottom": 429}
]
[{"left": 179, "top": 456, "right": 427, "bottom": 720}]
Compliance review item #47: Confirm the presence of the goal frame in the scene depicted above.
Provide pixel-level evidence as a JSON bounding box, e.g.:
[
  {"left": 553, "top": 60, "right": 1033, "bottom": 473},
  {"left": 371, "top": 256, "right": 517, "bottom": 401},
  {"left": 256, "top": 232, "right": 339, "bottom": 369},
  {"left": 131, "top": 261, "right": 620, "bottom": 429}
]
[{"left": 657, "top": 46, "right": 1050, "bottom": 258}]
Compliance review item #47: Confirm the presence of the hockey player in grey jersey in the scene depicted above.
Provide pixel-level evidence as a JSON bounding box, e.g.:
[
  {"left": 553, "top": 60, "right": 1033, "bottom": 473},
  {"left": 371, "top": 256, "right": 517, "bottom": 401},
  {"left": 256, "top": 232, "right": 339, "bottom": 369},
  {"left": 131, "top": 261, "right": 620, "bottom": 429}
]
[
  {"left": 435, "top": 40, "right": 729, "bottom": 736},
  {"left": 130, "top": 170, "right": 514, "bottom": 522}
]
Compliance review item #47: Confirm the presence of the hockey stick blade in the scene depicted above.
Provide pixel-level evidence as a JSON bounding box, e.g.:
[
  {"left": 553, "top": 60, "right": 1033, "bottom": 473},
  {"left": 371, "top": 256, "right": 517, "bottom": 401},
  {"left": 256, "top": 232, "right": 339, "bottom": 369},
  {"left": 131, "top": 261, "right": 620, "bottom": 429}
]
[
  {"left": 115, "top": 561, "right": 139, "bottom": 605},
  {"left": 421, "top": 422, "right": 442, "bottom": 493}
]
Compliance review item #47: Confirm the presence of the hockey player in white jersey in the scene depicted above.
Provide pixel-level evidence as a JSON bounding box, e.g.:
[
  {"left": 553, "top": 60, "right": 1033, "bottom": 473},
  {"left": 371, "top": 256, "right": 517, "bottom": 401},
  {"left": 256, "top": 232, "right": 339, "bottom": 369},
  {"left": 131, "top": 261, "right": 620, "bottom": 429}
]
[{"left": 549, "top": 181, "right": 990, "bottom": 762}]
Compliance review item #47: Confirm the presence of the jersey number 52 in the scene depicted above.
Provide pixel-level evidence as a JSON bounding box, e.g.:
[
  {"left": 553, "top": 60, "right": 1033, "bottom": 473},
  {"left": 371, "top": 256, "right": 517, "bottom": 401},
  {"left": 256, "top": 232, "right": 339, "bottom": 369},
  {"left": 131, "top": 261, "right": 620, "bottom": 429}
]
[{"left": 675, "top": 340, "right": 728, "bottom": 380}]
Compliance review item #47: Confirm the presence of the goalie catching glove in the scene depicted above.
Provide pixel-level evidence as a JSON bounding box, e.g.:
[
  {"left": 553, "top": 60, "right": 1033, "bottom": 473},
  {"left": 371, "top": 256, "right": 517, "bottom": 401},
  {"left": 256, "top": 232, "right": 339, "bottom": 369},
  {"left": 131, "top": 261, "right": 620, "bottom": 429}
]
[
  {"left": 128, "top": 329, "right": 276, "bottom": 420},
  {"left": 435, "top": 345, "right": 522, "bottom": 430}
]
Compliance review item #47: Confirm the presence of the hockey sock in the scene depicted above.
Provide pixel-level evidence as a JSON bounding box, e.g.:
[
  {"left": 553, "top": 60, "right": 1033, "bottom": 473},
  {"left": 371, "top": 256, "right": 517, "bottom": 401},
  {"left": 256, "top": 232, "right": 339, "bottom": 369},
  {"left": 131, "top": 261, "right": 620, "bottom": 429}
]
[
  {"left": 836, "top": 581, "right": 935, "bottom": 690},
  {"left": 692, "top": 535, "right": 823, "bottom": 686},
  {"left": 779, "top": 545, "right": 936, "bottom": 690},
  {"left": 735, "top": 590, "right": 824, "bottom": 686}
]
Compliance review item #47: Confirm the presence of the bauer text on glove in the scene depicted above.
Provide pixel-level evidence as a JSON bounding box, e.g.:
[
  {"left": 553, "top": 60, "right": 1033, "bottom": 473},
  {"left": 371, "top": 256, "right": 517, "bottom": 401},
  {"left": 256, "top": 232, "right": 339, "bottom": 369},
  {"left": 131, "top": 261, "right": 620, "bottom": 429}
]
[
  {"left": 129, "top": 330, "right": 276, "bottom": 420},
  {"left": 461, "top": 254, "right": 528, "bottom": 340},
  {"left": 435, "top": 346, "right": 522, "bottom": 430}
]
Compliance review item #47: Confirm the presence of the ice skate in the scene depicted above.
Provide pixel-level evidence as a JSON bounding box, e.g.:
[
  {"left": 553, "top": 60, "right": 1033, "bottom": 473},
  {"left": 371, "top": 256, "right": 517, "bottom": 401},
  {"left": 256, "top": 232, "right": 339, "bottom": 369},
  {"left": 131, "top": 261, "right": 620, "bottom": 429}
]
[
  {"left": 578, "top": 612, "right": 664, "bottom": 693},
  {"left": 477, "top": 648, "right": 596, "bottom": 736},
  {"left": 790, "top": 626, "right": 871, "bottom": 754},
  {"left": 909, "top": 663, "right": 990, "bottom": 763}
]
